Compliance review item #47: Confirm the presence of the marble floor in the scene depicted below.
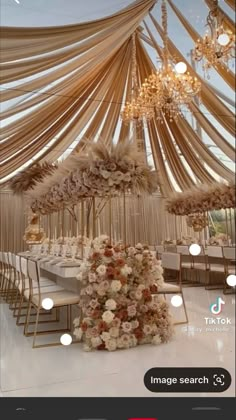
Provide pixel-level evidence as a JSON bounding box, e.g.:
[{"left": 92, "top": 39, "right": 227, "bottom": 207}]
[{"left": 0, "top": 287, "right": 235, "bottom": 397}]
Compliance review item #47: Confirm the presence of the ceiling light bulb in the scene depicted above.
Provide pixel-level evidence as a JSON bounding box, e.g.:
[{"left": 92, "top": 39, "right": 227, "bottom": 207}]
[
  {"left": 175, "top": 62, "right": 187, "bottom": 74},
  {"left": 189, "top": 243, "right": 201, "bottom": 256},
  {"left": 14, "top": 0, "right": 20, "bottom": 4},
  {"left": 226, "top": 274, "right": 236, "bottom": 287},
  {"left": 217, "top": 33, "right": 230, "bottom": 46},
  {"left": 171, "top": 295, "right": 183, "bottom": 307},
  {"left": 42, "top": 298, "right": 54, "bottom": 310},
  {"left": 60, "top": 333, "right": 72, "bottom": 346}
]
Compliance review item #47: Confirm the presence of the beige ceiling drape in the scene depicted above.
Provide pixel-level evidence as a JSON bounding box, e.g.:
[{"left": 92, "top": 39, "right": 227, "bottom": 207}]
[
  {"left": 1, "top": 0, "right": 234, "bottom": 195},
  {"left": 224, "top": 0, "right": 235, "bottom": 11}
]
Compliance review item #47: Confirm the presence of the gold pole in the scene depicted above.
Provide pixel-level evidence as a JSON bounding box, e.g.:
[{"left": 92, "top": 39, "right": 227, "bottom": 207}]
[
  {"left": 109, "top": 194, "right": 112, "bottom": 244},
  {"left": 123, "top": 190, "right": 127, "bottom": 248},
  {"left": 225, "top": 209, "right": 229, "bottom": 245},
  {"left": 204, "top": 212, "right": 207, "bottom": 248},
  {"left": 81, "top": 200, "right": 84, "bottom": 259},
  {"left": 92, "top": 197, "right": 96, "bottom": 239},
  {"left": 62, "top": 207, "right": 65, "bottom": 244},
  {"left": 174, "top": 215, "right": 177, "bottom": 240},
  {"left": 48, "top": 214, "right": 52, "bottom": 253},
  {"left": 229, "top": 208, "right": 233, "bottom": 246}
]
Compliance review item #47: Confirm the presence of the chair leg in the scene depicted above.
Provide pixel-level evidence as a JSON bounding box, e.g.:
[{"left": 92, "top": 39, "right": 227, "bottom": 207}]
[
  {"left": 32, "top": 306, "right": 41, "bottom": 348},
  {"left": 24, "top": 301, "right": 32, "bottom": 336},
  {"left": 181, "top": 291, "right": 189, "bottom": 324}
]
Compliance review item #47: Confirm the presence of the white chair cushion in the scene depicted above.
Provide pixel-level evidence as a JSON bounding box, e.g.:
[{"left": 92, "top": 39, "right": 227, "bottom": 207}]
[
  {"left": 24, "top": 284, "right": 64, "bottom": 299},
  {"left": 18, "top": 277, "right": 55, "bottom": 291},
  {"left": 158, "top": 282, "right": 181, "bottom": 293},
  {"left": 193, "top": 263, "right": 207, "bottom": 270},
  {"left": 209, "top": 265, "right": 225, "bottom": 272},
  {"left": 32, "top": 290, "right": 80, "bottom": 307},
  {"left": 181, "top": 262, "right": 192, "bottom": 268}
]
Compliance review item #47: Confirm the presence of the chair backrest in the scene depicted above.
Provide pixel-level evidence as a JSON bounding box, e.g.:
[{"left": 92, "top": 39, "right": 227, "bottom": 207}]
[
  {"left": 8, "top": 252, "right": 13, "bottom": 266},
  {"left": 4, "top": 252, "right": 9, "bottom": 264},
  {"left": 223, "top": 247, "right": 235, "bottom": 261},
  {"left": 20, "top": 257, "right": 28, "bottom": 277},
  {"left": 0, "top": 252, "right": 3, "bottom": 263},
  {"left": 165, "top": 245, "right": 177, "bottom": 253},
  {"left": 156, "top": 245, "right": 164, "bottom": 253},
  {"left": 15, "top": 255, "right": 21, "bottom": 273},
  {"left": 176, "top": 245, "right": 190, "bottom": 255},
  {"left": 207, "top": 246, "right": 223, "bottom": 258},
  {"left": 27, "top": 259, "right": 39, "bottom": 284},
  {"left": 162, "top": 252, "right": 181, "bottom": 271},
  {"left": 11, "top": 253, "right": 16, "bottom": 269}
]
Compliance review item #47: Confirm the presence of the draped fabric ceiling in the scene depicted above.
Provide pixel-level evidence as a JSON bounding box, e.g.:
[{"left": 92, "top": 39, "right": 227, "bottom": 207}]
[{"left": 0, "top": 0, "right": 235, "bottom": 197}]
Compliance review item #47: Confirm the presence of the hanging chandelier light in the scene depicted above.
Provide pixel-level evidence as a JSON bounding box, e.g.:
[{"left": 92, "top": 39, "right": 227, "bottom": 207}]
[
  {"left": 192, "top": 0, "right": 235, "bottom": 77},
  {"left": 120, "top": 33, "right": 144, "bottom": 124},
  {"left": 138, "top": 0, "right": 201, "bottom": 122}
]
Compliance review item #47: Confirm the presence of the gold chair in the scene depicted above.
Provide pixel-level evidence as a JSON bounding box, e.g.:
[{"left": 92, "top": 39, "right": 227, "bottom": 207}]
[
  {"left": 206, "top": 246, "right": 225, "bottom": 290},
  {"left": 156, "top": 252, "right": 188, "bottom": 325},
  {"left": 25, "top": 259, "right": 80, "bottom": 348},
  {"left": 16, "top": 256, "right": 61, "bottom": 325}
]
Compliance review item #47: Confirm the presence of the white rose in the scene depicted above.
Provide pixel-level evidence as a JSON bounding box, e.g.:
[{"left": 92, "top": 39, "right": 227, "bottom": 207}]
[
  {"left": 74, "top": 327, "right": 83, "bottom": 340},
  {"left": 96, "top": 264, "right": 107, "bottom": 276},
  {"left": 111, "top": 280, "right": 122, "bottom": 292},
  {"left": 91, "top": 336, "right": 102, "bottom": 348},
  {"left": 143, "top": 324, "right": 152, "bottom": 335},
  {"left": 109, "top": 327, "right": 119, "bottom": 338},
  {"left": 76, "top": 272, "right": 83, "bottom": 281},
  {"left": 122, "top": 321, "right": 132, "bottom": 333},
  {"left": 101, "top": 331, "right": 111, "bottom": 342},
  {"left": 135, "top": 254, "right": 143, "bottom": 262},
  {"left": 73, "top": 317, "right": 80, "bottom": 327},
  {"left": 121, "top": 264, "right": 132, "bottom": 276},
  {"left": 88, "top": 272, "right": 97, "bottom": 283},
  {"left": 86, "top": 285, "right": 94, "bottom": 296},
  {"left": 152, "top": 334, "right": 162, "bottom": 345},
  {"left": 135, "top": 290, "right": 142, "bottom": 300},
  {"left": 105, "top": 299, "right": 117, "bottom": 311},
  {"left": 105, "top": 338, "right": 117, "bottom": 351},
  {"left": 102, "top": 310, "right": 115, "bottom": 324},
  {"left": 122, "top": 284, "right": 128, "bottom": 294},
  {"left": 137, "top": 284, "right": 145, "bottom": 292}
]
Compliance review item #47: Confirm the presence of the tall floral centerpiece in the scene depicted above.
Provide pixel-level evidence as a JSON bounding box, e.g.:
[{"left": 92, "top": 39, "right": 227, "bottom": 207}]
[{"left": 73, "top": 236, "right": 173, "bottom": 351}]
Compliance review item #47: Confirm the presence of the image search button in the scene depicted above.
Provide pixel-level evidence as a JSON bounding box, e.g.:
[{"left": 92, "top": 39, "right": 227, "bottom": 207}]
[{"left": 144, "top": 367, "right": 231, "bottom": 393}]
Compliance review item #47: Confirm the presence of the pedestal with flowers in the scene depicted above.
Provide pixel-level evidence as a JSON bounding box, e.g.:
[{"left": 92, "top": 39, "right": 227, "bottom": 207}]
[{"left": 73, "top": 237, "right": 173, "bottom": 351}]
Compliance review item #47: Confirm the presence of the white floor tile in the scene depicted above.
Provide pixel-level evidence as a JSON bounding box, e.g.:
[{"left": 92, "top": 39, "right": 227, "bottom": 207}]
[{"left": 0, "top": 287, "right": 235, "bottom": 397}]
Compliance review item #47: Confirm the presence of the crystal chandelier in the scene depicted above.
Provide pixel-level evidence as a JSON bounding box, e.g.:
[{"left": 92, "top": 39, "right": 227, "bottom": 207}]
[
  {"left": 120, "top": 33, "right": 143, "bottom": 124},
  {"left": 192, "top": 0, "right": 235, "bottom": 77},
  {"left": 138, "top": 0, "right": 201, "bottom": 122},
  {"left": 139, "top": 0, "right": 201, "bottom": 122}
]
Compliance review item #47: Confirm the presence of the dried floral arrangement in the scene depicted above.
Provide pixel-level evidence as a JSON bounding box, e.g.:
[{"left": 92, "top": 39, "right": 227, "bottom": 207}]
[
  {"left": 73, "top": 237, "right": 173, "bottom": 351},
  {"left": 166, "top": 182, "right": 235, "bottom": 215},
  {"left": 9, "top": 162, "right": 57, "bottom": 194},
  {"left": 28, "top": 141, "right": 158, "bottom": 214},
  {"left": 186, "top": 213, "right": 209, "bottom": 232},
  {"left": 23, "top": 213, "right": 46, "bottom": 244},
  {"left": 208, "top": 234, "right": 231, "bottom": 246}
]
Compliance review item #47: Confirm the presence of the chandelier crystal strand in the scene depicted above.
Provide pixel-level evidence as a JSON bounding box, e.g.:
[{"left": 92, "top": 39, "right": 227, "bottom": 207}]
[
  {"left": 120, "top": 32, "right": 143, "bottom": 124},
  {"left": 192, "top": 0, "right": 235, "bottom": 78},
  {"left": 138, "top": 0, "right": 201, "bottom": 123}
]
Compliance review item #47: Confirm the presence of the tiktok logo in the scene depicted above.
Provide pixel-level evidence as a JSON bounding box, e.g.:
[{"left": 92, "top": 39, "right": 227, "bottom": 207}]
[{"left": 210, "top": 297, "right": 225, "bottom": 315}]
